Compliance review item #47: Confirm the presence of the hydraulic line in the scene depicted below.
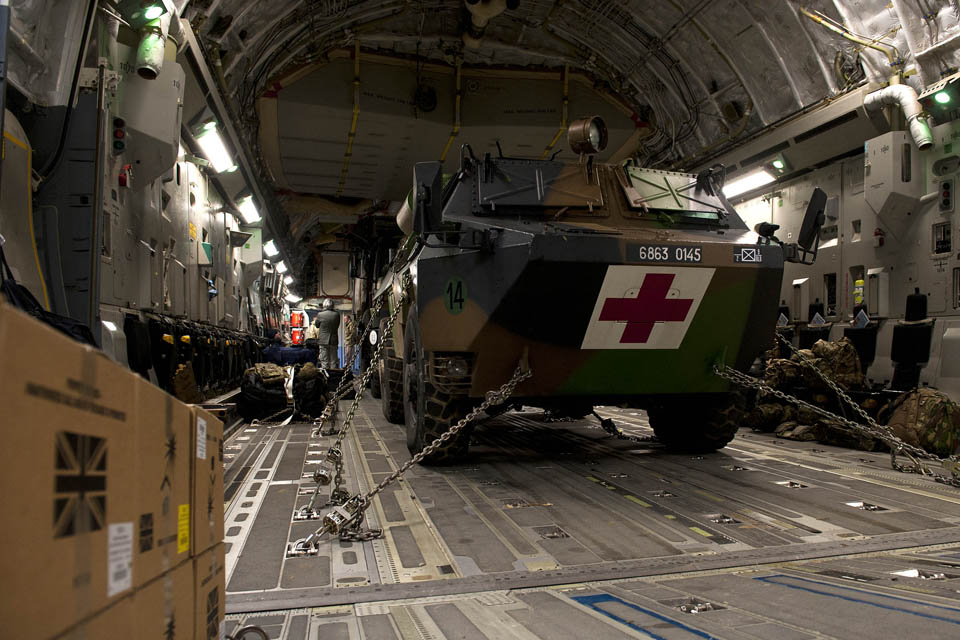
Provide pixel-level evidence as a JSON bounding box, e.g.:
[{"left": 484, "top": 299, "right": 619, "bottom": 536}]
[
  {"left": 540, "top": 64, "right": 568, "bottom": 160},
  {"left": 335, "top": 40, "right": 361, "bottom": 197},
  {"left": 439, "top": 58, "right": 462, "bottom": 163},
  {"left": 88, "top": 63, "right": 106, "bottom": 332}
]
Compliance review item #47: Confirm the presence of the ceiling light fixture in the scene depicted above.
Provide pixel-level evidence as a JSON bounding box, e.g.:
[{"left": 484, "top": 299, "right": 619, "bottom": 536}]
[
  {"left": 723, "top": 169, "right": 776, "bottom": 198},
  {"left": 283, "top": 275, "right": 294, "bottom": 285},
  {"left": 143, "top": 5, "right": 165, "bottom": 20},
  {"left": 263, "top": 239, "right": 279, "bottom": 257},
  {"left": 275, "top": 260, "right": 288, "bottom": 274},
  {"left": 195, "top": 125, "right": 235, "bottom": 173},
  {"left": 237, "top": 196, "right": 261, "bottom": 224},
  {"left": 284, "top": 293, "right": 302, "bottom": 304}
]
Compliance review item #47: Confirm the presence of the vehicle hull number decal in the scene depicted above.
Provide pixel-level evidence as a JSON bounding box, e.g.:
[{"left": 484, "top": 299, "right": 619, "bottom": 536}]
[
  {"left": 634, "top": 244, "right": 702, "bottom": 263},
  {"left": 444, "top": 276, "right": 467, "bottom": 315},
  {"left": 581, "top": 265, "right": 715, "bottom": 350}
]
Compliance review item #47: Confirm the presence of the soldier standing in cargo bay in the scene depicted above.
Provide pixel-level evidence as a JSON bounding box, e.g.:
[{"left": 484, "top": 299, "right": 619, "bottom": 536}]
[{"left": 311, "top": 299, "right": 340, "bottom": 369}]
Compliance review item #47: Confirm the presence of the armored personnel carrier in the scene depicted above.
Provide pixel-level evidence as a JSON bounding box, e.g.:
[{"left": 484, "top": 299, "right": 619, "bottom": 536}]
[{"left": 376, "top": 117, "right": 825, "bottom": 462}]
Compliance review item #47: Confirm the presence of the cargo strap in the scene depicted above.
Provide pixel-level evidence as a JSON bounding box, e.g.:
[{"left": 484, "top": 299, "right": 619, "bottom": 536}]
[{"left": 714, "top": 333, "right": 960, "bottom": 488}]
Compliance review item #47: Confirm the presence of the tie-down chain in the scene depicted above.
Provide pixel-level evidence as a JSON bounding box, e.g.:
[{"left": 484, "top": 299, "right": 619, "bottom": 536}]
[
  {"left": 287, "top": 359, "right": 532, "bottom": 555},
  {"left": 714, "top": 333, "right": 960, "bottom": 487},
  {"left": 294, "top": 272, "right": 412, "bottom": 522}
]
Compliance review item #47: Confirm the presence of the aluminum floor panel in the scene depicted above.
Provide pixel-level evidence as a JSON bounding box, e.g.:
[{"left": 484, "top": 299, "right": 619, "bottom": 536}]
[{"left": 222, "top": 400, "right": 960, "bottom": 638}]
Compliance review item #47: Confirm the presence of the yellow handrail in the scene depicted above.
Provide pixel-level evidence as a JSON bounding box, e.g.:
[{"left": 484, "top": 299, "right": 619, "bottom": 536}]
[
  {"left": 336, "top": 40, "right": 361, "bottom": 197},
  {"left": 799, "top": 8, "right": 900, "bottom": 79},
  {"left": 540, "top": 64, "right": 569, "bottom": 159},
  {"left": 439, "top": 58, "right": 463, "bottom": 163}
]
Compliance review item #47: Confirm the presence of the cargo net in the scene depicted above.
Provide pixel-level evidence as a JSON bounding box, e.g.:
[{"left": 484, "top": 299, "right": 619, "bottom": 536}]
[
  {"left": 286, "top": 242, "right": 532, "bottom": 552},
  {"left": 715, "top": 333, "right": 960, "bottom": 488}
]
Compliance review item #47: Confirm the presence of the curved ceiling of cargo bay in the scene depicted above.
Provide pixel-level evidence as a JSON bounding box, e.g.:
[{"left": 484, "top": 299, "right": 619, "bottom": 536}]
[{"left": 185, "top": 0, "right": 941, "bottom": 277}]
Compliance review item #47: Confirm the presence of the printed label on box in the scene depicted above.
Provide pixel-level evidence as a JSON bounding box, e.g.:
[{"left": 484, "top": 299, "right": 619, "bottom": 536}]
[
  {"left": 107, "top": 522, "right": 133, "bottom": 597},
  {"left": 197, "top": 417, "right": 207, "bottom": 460},
  {"left": 177, "top": 504, "right": 190, "bottom": 554}
]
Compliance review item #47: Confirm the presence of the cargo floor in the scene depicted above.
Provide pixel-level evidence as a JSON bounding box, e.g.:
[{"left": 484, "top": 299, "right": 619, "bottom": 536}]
[{"left": 222, "top": 400, "right": 960, "bottom": 639}]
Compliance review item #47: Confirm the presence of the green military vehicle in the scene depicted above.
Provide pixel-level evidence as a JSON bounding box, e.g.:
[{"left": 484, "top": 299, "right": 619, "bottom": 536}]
[{"left": 375, "top": 117, "right": 825, "bottom": 462}]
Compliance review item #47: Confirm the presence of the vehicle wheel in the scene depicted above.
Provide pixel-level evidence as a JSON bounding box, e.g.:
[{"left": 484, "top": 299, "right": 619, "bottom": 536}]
[
  {"left": 646, "top": 394, "right": 744, "bottom": 453},
  {"left": 368, "top": 362, "right": 382, "bottom": 399},
  {"left": 379, "top": 318, "right": 404, "bottom": 423},
  {"left": 403, "top": 308, "right": 473, "bottom": 464}
]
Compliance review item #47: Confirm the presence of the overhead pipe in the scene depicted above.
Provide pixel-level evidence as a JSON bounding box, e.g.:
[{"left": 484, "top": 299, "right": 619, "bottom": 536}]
[
  {"left": 136, "top": 10, "right": 172, "bottom": 79},
  {"left": 863, "top": 84, "right": 933, "bottom": 150},
  {"left": 463, "top": 0, "right": 519, "bottom": 49}
]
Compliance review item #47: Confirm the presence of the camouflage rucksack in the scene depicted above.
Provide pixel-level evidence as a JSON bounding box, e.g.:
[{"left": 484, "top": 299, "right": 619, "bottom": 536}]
[{"left": 881, "top": 388, "right": 960, "bottom": 457}]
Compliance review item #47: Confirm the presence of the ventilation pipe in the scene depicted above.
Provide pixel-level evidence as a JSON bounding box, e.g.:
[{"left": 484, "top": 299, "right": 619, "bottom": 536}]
[
  {"left": 863, "top": 85, "right": 933, "bottom": 150},
  {"left": 136, "top": 10, "right": 172, "bottom": 79},
  {"left": 463, "top": 0, "right": 519, "bottom": 48}
]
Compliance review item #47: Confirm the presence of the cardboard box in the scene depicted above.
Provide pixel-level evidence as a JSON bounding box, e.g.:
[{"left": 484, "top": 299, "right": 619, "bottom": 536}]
[
  {"left": 133, "top": 558, "right": 195, "bottom": 640},
  {"left": 134, "top": 381, "right": 194, "bottom": 588},
  {"left": 56, "top": 594, "right": 135, "bottom": 640},
  {"left": 191, "top": 407, "right": 224, "bottom": 556},
  {"left": 0, "top": 300, "right": 140, "bottom": 639},
  {"left": 194, "top": 543, "right": 226, "bottom": 640}
]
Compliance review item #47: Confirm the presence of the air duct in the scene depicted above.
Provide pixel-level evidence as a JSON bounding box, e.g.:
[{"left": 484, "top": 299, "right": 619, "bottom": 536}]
[
  {"left": 463, "top": 0, "right": 519, "bottom": 48},
  {"left": 136, "top": 11, "right": 172, "bottom": 80},
  {"left": 864, "top": 84, "right": 933, "bottom": 150}
]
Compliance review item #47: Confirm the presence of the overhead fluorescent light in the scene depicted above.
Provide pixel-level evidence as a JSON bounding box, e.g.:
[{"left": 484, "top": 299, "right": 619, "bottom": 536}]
[
  {"left": 284, "top": 293, "right": 302, "bottom": 303},
  {"left": 283, "top": 275, "right": 294, "bottom": 285},
  {"left": 275, "top": 260, "right": 288, "bottom": 274},
  {"left": 195, "top": 125, "right": 235, "bottom": 173},
  {"left": 722, "top": 169, "right": 776, "bottom": 198},
  {"left": 237, "top": 196, "right": 261, "bottom": 224},
  {"left": 102, "top": 320, "right": 118, "bottom": 332},
  {"left": 263, "top": 239, "right": 279, "bottom": 257}
]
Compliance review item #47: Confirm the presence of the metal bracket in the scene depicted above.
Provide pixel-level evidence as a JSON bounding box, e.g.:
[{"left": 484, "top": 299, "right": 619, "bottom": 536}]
[{"left": 79, "top": 67, "right": 119, "bottom": 91}]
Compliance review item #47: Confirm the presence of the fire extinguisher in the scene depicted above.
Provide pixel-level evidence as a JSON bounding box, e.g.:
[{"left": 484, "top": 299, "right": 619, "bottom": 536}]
[{"left": 873, "top": 227, "right": 885, "bottom": 248}]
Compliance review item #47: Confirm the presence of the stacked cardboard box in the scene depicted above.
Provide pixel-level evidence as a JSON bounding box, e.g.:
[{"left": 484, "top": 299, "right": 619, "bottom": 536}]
[{"left": 0, "top": 300, "right": 225, "bottom": 639}]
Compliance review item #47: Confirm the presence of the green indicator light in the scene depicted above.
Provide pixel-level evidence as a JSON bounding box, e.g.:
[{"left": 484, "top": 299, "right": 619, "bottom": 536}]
[
  {"left": 772, "top": 159, "right": 784, "bottom": 170},
  {"left": 144, "top": 5, "right": 164, "bottom": 20},
  {"left": 935, "top": 91, "right": 951, "bottom": 104}
]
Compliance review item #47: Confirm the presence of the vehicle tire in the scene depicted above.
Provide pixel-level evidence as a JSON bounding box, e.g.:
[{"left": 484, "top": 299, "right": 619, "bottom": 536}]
[
  {"left": 379, "top": 318, "right": 404, "bottom": 423},
  {"left": 368, "top": 362, "right": 382, "bottom": 399},
  {"left": 547, "top": 402, "right": 594, "bottom": 420},
  {"left": 646, "top": 394, "right": 744, "bottom": 453},
  {"left": 403, "top": 308, "right": 473, "bottom": 464}
]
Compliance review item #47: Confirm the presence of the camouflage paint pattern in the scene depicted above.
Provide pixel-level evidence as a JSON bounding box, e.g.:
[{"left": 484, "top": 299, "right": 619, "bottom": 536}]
[{"left": 385, "top": 161, "right": 786, "bottom": 404}]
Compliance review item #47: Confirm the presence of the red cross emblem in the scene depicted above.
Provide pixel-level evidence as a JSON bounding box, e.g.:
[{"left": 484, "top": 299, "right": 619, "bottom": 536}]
[{"left": 598, "top": 273, "right": 694, "bottom": 344}]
